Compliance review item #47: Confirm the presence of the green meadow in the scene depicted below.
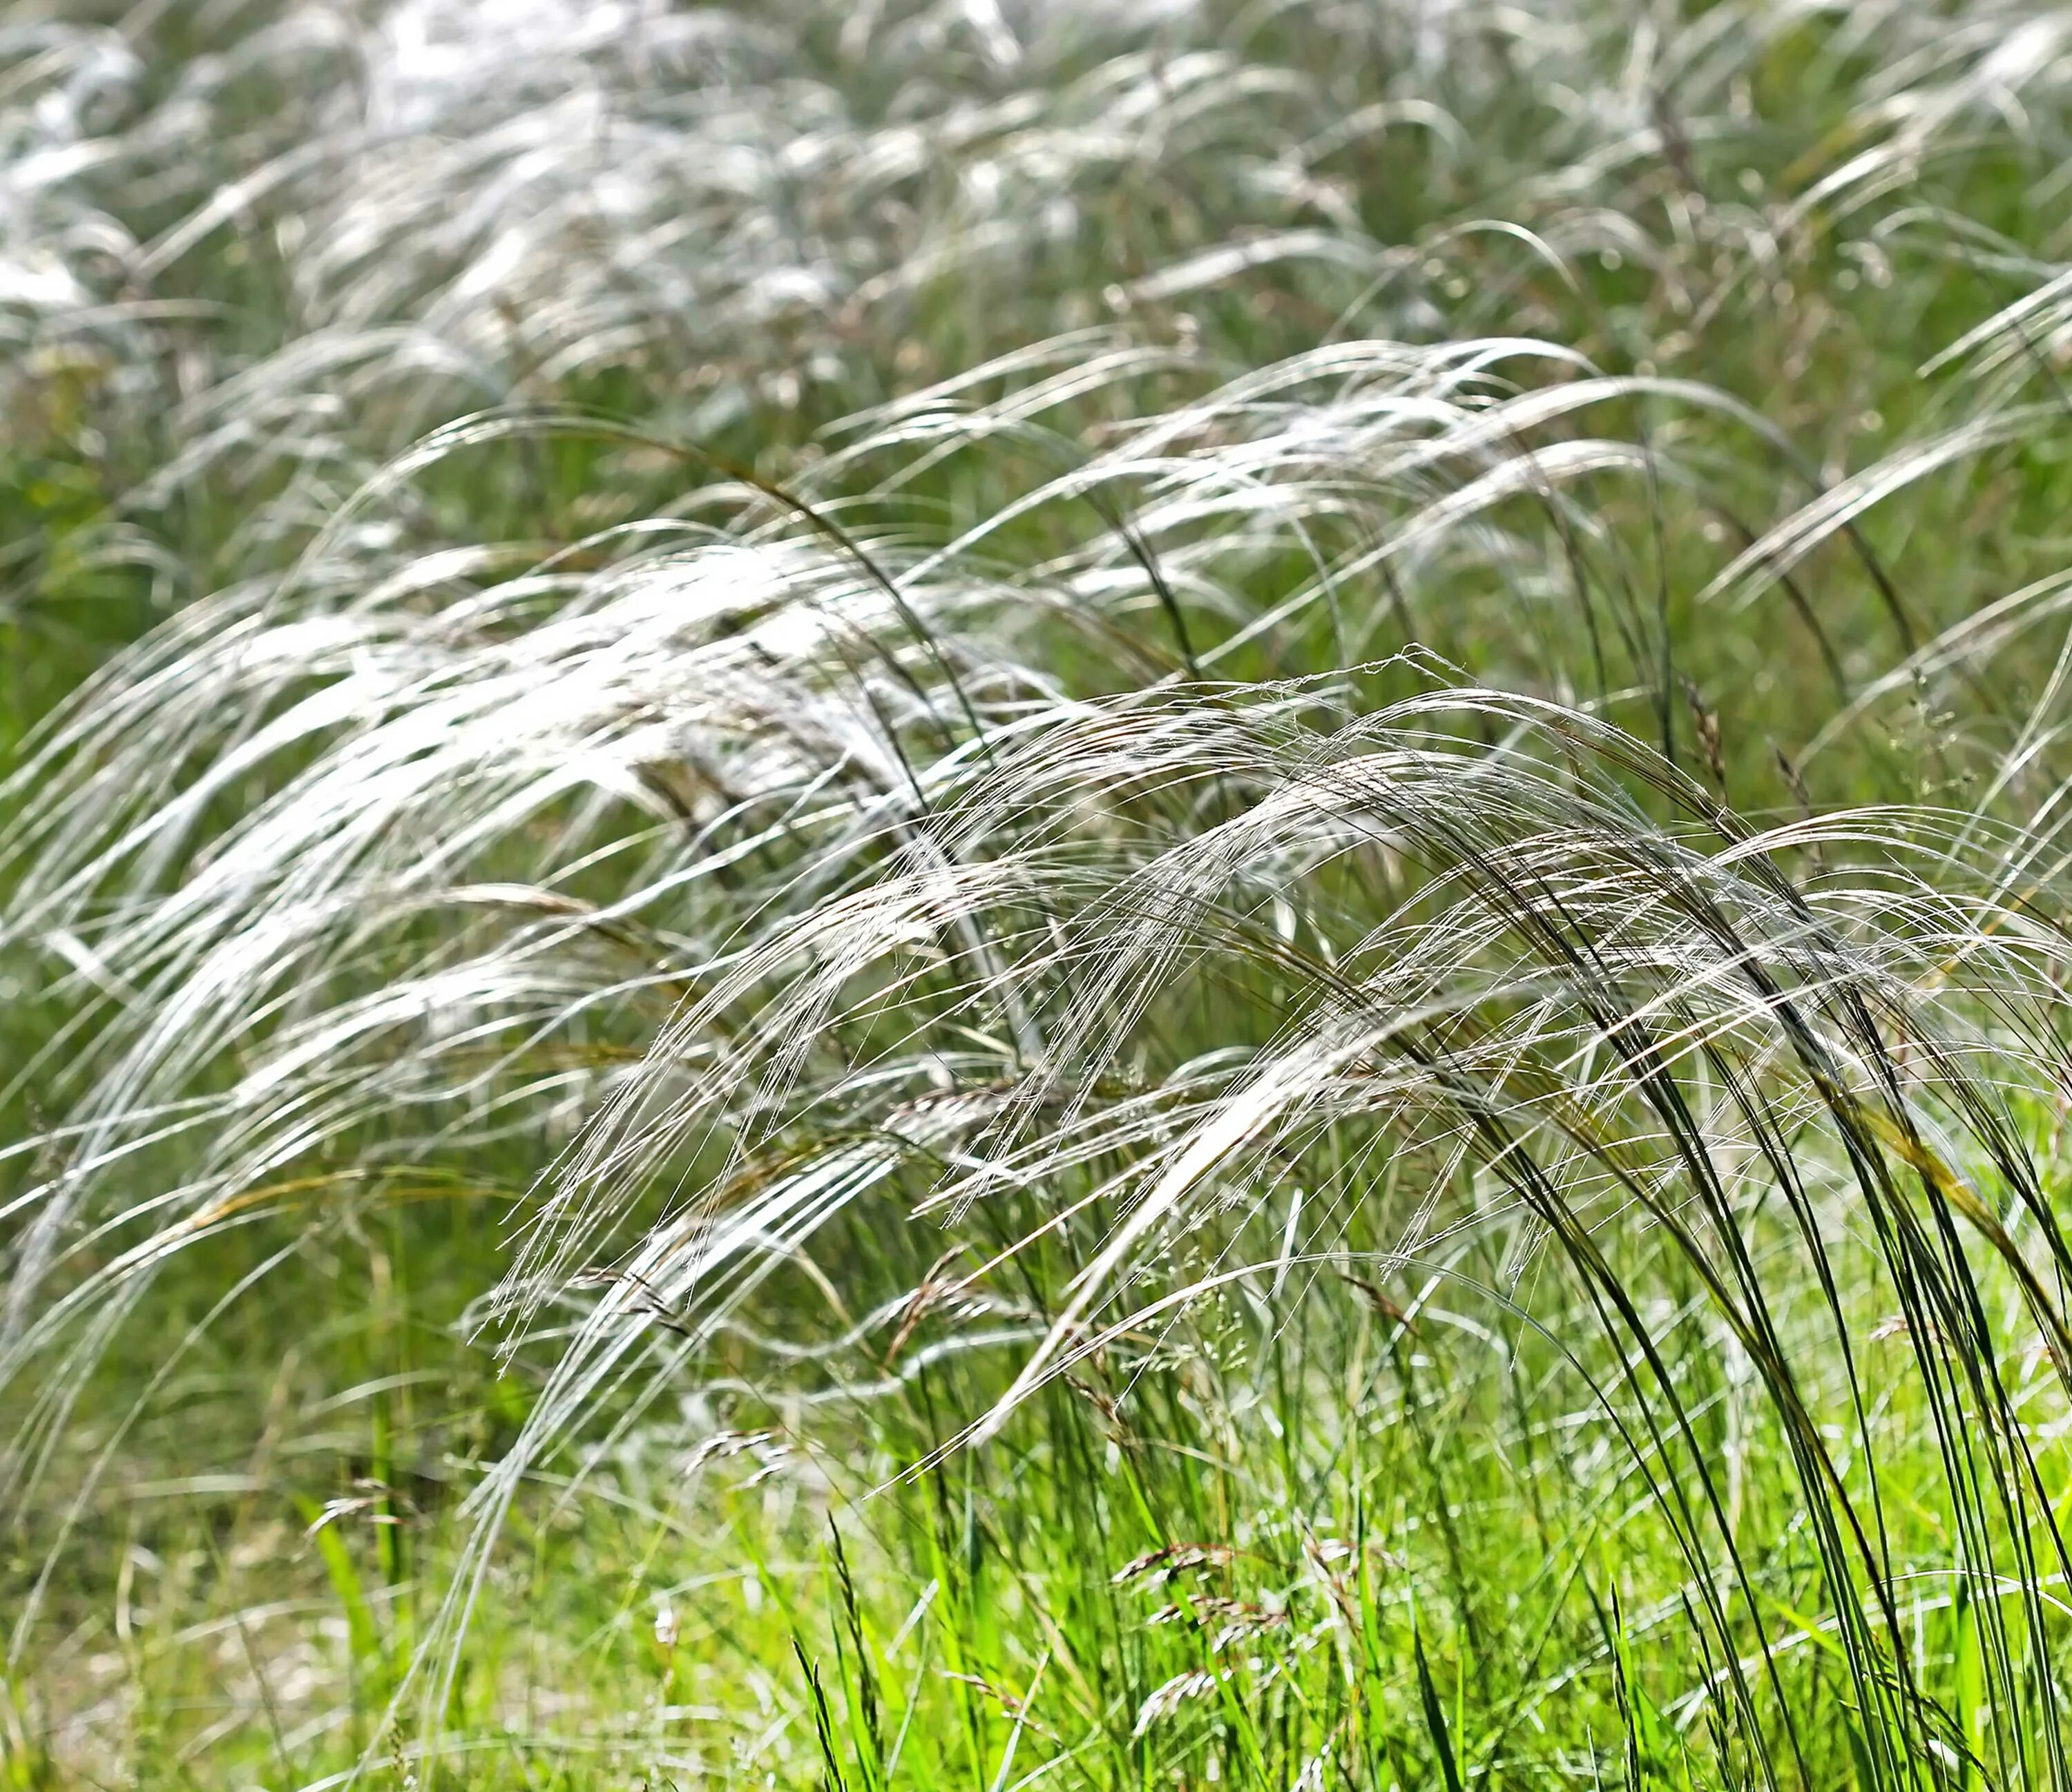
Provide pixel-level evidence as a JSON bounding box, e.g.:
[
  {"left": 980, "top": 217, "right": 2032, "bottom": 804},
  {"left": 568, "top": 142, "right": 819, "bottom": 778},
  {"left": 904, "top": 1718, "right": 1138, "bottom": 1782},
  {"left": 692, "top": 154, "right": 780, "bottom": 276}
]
[{"left": 10, "top": 2, "right": 2072, "bottom": 1786}]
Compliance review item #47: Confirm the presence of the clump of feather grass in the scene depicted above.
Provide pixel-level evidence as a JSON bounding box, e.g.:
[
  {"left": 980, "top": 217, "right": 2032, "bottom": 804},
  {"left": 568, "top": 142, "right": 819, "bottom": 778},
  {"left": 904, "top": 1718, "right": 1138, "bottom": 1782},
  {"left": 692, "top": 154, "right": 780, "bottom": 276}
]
[{"left": 15, "top": 396, "right": 2072, "bottom": 1775}]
